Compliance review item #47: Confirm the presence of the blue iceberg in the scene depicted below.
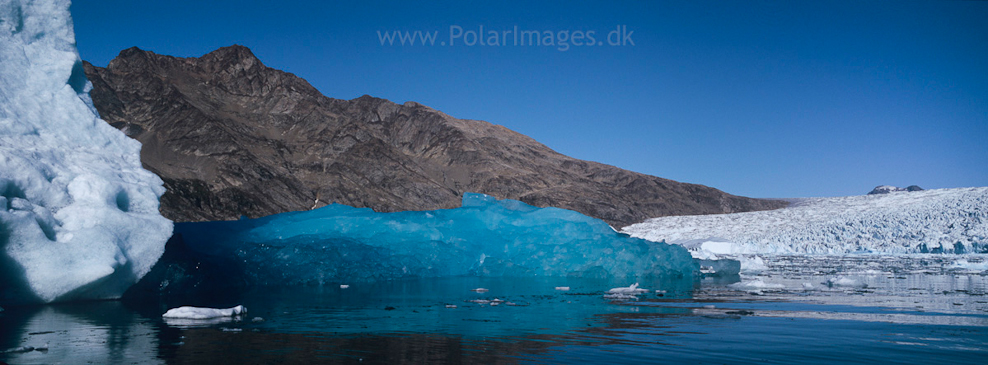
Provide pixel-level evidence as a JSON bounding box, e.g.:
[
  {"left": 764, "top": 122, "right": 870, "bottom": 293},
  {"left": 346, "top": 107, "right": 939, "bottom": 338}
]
[{"left": 171, "top": 193, "right": 696, "bottom": 286}]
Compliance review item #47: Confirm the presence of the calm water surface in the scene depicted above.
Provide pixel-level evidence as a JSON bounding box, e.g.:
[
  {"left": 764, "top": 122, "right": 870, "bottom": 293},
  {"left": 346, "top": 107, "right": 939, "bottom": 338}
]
[{"left": 2, "top": 255, "right": 987, "bottom": 364}]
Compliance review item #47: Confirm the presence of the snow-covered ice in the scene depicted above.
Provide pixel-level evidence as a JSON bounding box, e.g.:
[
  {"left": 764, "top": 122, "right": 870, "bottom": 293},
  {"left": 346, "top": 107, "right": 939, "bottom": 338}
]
[
  {"left": 172, "top": 193, "right": 696, "bottom": 285},
  {"left": 0, "top": 0, "right": 172, "bottom": 304},
  {"left": 623, "top": 188, "right": 987, "bottom": 256},
  {"left": 161, "top": 305, "right": 247, "bottom": 320}
]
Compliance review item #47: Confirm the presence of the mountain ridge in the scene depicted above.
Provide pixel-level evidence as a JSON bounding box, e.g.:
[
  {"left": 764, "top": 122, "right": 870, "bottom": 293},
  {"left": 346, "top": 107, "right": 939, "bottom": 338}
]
[{"left": 83, "top": 44, "right": 786, "bottom": 227}]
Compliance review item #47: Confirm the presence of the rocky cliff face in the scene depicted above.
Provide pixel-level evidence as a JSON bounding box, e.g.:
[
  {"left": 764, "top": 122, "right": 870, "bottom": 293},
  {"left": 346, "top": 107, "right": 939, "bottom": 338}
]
[{"left": 83, "top": 45, "right": 786, "bottom": 228}]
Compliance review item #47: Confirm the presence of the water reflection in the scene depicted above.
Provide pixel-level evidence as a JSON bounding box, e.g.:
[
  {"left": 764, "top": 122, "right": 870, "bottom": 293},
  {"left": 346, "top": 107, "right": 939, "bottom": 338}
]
[
  {"left": 2, "top": 262, "right": 988, "bottom": 364},
  {"left": 0, "top": 301, "right": 162, "bottom": 364}
]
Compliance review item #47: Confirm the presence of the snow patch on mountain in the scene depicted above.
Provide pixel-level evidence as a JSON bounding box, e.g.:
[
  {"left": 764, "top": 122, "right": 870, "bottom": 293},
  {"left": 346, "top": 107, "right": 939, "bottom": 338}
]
[{"left": 622, "top": 187, "right": 987, "bottom": 255}]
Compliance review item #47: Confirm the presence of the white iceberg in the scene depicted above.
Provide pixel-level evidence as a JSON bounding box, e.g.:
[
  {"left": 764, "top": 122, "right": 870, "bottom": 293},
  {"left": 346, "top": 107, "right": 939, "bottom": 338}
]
[{"left": 0, "top": 0, "right": 172, "bottom": 304}]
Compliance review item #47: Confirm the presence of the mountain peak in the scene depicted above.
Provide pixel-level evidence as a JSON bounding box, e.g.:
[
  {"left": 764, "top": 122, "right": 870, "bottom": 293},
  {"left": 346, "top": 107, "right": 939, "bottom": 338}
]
[
  {"left": 201, "top": 44, "right": 260, "bottom": 64},
  {"left": 117, "top": 46, "right": 147, "bottom": 58}
]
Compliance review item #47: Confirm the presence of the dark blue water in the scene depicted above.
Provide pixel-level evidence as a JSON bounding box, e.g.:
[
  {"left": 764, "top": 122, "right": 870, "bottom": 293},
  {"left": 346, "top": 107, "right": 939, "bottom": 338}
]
[{"left": 2, "top": 257, "right": 987, "bottom": 364}]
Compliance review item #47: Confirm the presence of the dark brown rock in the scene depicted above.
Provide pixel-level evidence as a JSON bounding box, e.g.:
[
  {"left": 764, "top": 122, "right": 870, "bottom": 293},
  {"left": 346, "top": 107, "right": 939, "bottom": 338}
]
[{"left": 83, "top": 45, "right": 786, "bottom": 228}]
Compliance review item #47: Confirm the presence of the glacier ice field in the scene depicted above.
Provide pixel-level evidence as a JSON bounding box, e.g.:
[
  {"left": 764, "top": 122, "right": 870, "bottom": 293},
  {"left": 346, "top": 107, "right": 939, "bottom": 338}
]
[
  {"left": 0, "top": 0, "right": 172, "bottom": 305},
  {"left": 623, "top": 187, "right": 988, "bottom": 256},
  {"left": 160, "top": 193, "right": 697, "bottom": 289}
]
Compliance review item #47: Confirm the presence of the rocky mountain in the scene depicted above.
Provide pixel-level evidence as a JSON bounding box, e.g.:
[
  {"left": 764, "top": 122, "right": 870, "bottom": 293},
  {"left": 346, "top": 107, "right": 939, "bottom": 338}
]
[{"left": 83, "top": 45, "right": 786, "bottom": 228}]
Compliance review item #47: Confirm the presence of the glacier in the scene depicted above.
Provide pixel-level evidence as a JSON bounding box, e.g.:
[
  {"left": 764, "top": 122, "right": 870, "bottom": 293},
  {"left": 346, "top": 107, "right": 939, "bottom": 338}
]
[
  {"left": 0, "top": 0, "right": 172, "bottom": 304},
  {"left": 163, "top": 193, "right": 696, "bottom": 288},
  {"left": 622, "top": 187, "right": 988, "bottom": 256}
]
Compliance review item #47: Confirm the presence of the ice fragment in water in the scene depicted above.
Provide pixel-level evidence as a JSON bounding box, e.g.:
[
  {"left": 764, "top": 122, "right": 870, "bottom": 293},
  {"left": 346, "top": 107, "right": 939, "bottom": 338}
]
[{"left": 162, "top": 305, "right": 247, "bottom": 319}]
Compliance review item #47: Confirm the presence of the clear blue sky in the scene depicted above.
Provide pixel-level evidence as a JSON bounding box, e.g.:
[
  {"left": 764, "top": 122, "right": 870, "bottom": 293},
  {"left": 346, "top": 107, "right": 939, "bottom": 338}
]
[{"left": 71, "top": 0, "right": 987, "bottom": 198}]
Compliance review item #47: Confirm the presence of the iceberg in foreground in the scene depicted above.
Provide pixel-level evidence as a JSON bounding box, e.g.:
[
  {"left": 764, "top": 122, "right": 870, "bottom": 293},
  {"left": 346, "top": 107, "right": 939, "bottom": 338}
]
[
  {"left": 0, "top": 0, "right": 172, "bottom": 304},
  {"left": 171, "top": 193, "right": 696, "bottom": 285}
]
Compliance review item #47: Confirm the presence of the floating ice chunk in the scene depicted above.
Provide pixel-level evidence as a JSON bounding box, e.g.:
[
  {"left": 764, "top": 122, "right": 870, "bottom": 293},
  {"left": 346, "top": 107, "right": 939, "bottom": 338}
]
[
  {"left": 802, "top": 283, "right": 816, "bottom": 290},
  {"left": 0, "top": 0, "right": 172, "bottom": 304},
  {"left": 607, "top": 283, "right": 649, "bottom": 295},
  {"left": 252, "top": 317, "right": 264, "bottom": 322},
  {"left": 949, "top": 259, "right": 988, "bottom": 272},
  {"left": 698, "top": 259, "right": 741, "bottom": 276},
  {"left": 445, "top": 304, "right": 457, "bottom": 308},
  {"left": 739, "top": 256, "right": 769, "bottom": 274},
  {"left": 604, "top": 283, "right": 650, "bottom": 300},
  {"left": 729, "top": 280, "right": 785, "bottom": 290},
  {"left": 825, "top": 276, "right": 866, "bottom": 288},
  {"left": 162, "top": 305, "right": 247, "bottom": 320},
  {"left": 555, "top": 286, "right": 570, "bottom": 291},
  {"left": 340, "top": 285, "right": 350, "bottom": 289},
  {"left": 471, "top": 288, "right": 489, "bottom": 293}
]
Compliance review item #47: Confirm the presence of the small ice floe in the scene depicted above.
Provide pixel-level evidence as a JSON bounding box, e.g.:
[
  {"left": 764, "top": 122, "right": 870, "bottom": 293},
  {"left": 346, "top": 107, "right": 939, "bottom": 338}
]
[
  {"left": 555, "top": 286, "right": 571, "bottom": 291},
  {"left": 251, "top": 317, "right": 265, "bottom": 322},
  {"left": 220, "top": 328, "right": 243, "bottom": 332},
  {"left": 340, "top": 284, "right": 350, "bottom": 289},
  {"left": 467, "top": 299, "right": 490, "bottom": 304},
  {"left": 949, "top": 259, "right": 988, "bottom": 272},
  {"left": 655, "top": 290, "right": 667, "bottom": 294},
  {"left": 604, "top": 283, "right": 650, "bottom": 300},
  {"left": 728, "top": 280, "right": 784, "bottom": 290},
  {"left": 162, "top": 305, "right": 247, "bottom": 328},
  {"left": 607, "top": 283, "right": 649, "bottom": 295},
  {"left": 739, "top": 255, "right": 769, "bottom": 275},
  {"left": 802, "top": 283, "right": 816, "bottom": 290},
  {"left": 445, "top": 304, "right": 457, "bottom": 309},
  {"left": 825, "top": 276, "right": 866, "bottom": 288},
  {"left": 471, "top": 288, "right": 489, "bottom": 293},
  {"left": 163, "top": 305, "right": 247, "bottom": 319}
]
